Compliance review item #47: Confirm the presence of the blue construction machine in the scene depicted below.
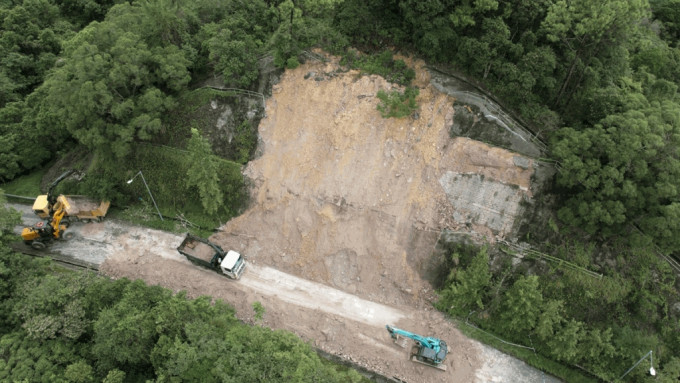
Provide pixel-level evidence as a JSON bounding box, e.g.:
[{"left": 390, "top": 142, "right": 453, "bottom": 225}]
[{"left": 385, "top": 325, "right": 448, "bottom": 371}]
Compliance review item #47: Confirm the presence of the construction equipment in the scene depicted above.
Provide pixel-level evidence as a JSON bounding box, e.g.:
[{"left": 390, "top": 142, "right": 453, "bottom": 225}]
[
  {"left": 32, "top": 169, "right": 74, "bottom": 217},
  {"left": 32, "top": 170, "right": 110, "bottom": 222},
  {"left": 386, "top": 325, "right": 448, "bottom": 371},
  {"left": 177, "top": 233, "right": 247, "bottom": 279},
  {"left": 49, "top": 195, "right": 110, "bottom": 223},
  {"left": 21, "top": 204, "right": 74, "bottom": 250}
]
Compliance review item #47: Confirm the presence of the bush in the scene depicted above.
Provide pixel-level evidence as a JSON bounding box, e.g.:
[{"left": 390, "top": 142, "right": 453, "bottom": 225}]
[
  {"left": 341, "top": 50, "right": 415, "bottom": 86},
  {"left": 376, "top": 87, "right": 419, "bottom": 118},
  {"left": 234, "top": 121, "right": 257, "bottom": 164},
  {"left": 286, "top": 57, "right": 300, "bottom": 69}
]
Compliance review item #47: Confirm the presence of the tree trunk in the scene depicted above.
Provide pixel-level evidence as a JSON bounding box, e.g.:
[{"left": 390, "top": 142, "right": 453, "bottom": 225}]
[
  {"left": 553, "top": 51, "right": 580, "bottom": 109},
  {"left": 483, "top": 62, "right": 491, "bottom": 80}
]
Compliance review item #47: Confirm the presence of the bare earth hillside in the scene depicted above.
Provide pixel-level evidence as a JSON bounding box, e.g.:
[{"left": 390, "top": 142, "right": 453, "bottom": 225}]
[
  {"left": 214, "top": 55, "right": 534, "bottom": 308},
  {"left": 98, "top": 53, "right": 551, "bottom": 382}
]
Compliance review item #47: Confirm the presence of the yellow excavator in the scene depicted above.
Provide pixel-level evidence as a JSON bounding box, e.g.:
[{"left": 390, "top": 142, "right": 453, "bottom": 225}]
[{"left": 21, "top": 204, "right": 74, "bottom": 250}]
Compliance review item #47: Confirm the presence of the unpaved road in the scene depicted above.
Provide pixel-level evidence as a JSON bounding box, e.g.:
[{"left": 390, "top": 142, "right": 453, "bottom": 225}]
[{"left": 11, "top": 207, "right": 558, "bottom": 383}]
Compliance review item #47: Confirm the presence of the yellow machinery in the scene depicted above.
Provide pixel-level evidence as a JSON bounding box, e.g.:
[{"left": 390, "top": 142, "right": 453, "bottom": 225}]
[
  {"left": 31, "top": 170, "right": 110, "bottom": 222},
  {"left": 32, "top": 169, "right": 74, "bottom": 218},
  {"left": 32, "top": 194, "right": 52, "bottom": 218},
  {"left": 33, "top": 195, "right": 110, "bottom": 222},
  {"left": 21, "top": 206, "right": 74, "bottom": 250}
]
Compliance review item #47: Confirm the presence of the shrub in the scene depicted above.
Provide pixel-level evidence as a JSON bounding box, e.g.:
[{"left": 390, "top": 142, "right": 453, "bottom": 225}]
[
  {"left": 376, "top": 87, "right": 419, "bottom": 118},
  {"left": 341, "top": 50, "right": 415, "bottom": 86}
]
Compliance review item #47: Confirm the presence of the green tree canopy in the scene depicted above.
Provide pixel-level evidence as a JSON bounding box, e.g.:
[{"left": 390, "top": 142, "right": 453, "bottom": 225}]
[
  {"left": 0, "top": 0, "right": 73, "bottom": 106},
  {"left": 186, "top": 128, "right": 224, "bottom": 215},
  {"left": 499, "top": 275, "right": 543, "bottom": 334},
  {"left": 36, "top": 3, "right": 190, "bottom": 159},
  {"left": 553, "top": 90, "right": 680, "bottom": 251},
  {"left": 436, "top": 246, "right": 491, "bottom": 316}
]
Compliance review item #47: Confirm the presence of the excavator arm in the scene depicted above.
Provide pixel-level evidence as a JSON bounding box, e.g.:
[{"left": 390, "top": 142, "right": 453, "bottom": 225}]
[
  {"left": 386, "top": 325, "right": 439, "bottom": 350},
  {"left": 46, "top": 170, "right": 75, "bottom": 206},
  {"left": 50, "top": 207, "right": 66, "bottom": 239}
]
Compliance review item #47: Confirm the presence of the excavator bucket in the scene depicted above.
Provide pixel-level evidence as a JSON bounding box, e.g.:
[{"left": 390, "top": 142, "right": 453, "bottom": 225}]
[{"left": 391, "top": 334, "right": 409, "bottom": 348}]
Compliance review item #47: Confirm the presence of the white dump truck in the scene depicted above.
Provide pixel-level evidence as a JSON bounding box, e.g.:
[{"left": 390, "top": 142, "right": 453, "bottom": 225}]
[{"left": 177, "top": 233, "right": 246, "bottom": 279}]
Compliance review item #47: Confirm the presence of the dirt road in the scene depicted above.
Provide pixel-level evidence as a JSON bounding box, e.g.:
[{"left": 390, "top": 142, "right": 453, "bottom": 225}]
[{"left": 11, "top": 208, "right": 558, "bottom": 382}]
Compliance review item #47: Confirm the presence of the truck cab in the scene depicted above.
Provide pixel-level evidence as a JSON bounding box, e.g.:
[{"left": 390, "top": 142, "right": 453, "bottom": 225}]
[{"left": 219, "top": 250, "right": 246, "bottom": 279}]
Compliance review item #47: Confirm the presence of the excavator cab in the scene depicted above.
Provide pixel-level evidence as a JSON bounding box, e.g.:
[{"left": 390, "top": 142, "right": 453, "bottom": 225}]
[
  {"left": 417, "top": 340, "right": 447, "bottom": 366},
  {"left": 34, "top": 220, "right": 54, "bottom": 238},
  {"left": 21, "top": 220, "right": 51, "bottom": 242}
]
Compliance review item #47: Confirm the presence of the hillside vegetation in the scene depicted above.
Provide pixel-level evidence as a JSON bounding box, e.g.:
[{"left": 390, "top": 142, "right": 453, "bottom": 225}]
[{"left": 1, "top": 0, "right": 680, "bottom": 382}]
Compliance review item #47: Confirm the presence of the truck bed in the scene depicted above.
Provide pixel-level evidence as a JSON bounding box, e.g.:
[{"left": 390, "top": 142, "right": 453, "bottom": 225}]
[
  {"left": 59, "top": 196, "right": 110, "bottom": 218},
  {"left": 177, "top": 237, "right": 218, "bottom": 263},
  {"left": 61, "top": 196, "right": 100, "bottom": 214}
]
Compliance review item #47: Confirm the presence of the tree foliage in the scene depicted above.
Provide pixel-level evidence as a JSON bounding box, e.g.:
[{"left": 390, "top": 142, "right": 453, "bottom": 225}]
[
  {"left": 0, "top": 0, "right": 73, "bottom": 106},
  {"left": 553, "top": 82, "right": 680, "bottom": 252},
  {"left": 436, "top": 247, "right": 491, "bottom": 316},
  {"left": 199, "top": 0, "right": 270, "bottom": 87},
  {"left": 186, "top": 128, "right": 224, "bottom": 215},
  {"left": 437, "top": 241, "right": 678, "bottom": 381},
  {"left": 499, "top": 275, "right": 543, "bottom": 335},
  {"left": 37, "top": 5, "right": 190, "bottom": 159},
  {"left": 0, "top": 246, "right": 365, "bottom": 382}
]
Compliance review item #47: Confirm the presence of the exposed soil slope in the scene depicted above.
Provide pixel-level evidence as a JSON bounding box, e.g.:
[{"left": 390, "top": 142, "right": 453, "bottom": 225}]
[
  {"left": 213, "top": 54, "right": 534, "bottom": 308},
  {"left": 202, "top": 53, "right": 537, "bottom": 381},
  {"left": 85, "top": 52, "right": 545, "bottom": 382}
]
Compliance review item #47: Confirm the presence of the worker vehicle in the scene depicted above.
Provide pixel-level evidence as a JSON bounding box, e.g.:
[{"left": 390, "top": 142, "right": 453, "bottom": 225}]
[
  {"left": 177, "top": 234, "right": 246, "bottom": 279},
  {"left": 32, "top": 170, "right": 110, "bottom": 222},
  {"left": 386, "top": 325, "right": 448, "bottom": 370},
  {"left": 21, "top": 205, "right": 74, "bottom": 250}
]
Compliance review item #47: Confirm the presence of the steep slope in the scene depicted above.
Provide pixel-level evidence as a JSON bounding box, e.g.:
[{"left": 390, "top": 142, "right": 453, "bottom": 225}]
[{"left": 212, "top": 53, "right": 535, "bottom": 308}]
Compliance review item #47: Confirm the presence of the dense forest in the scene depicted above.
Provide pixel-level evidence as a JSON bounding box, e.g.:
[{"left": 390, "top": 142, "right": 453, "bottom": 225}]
[{"left": 1, "top": 0, "right": 680, "bottom": 381}]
